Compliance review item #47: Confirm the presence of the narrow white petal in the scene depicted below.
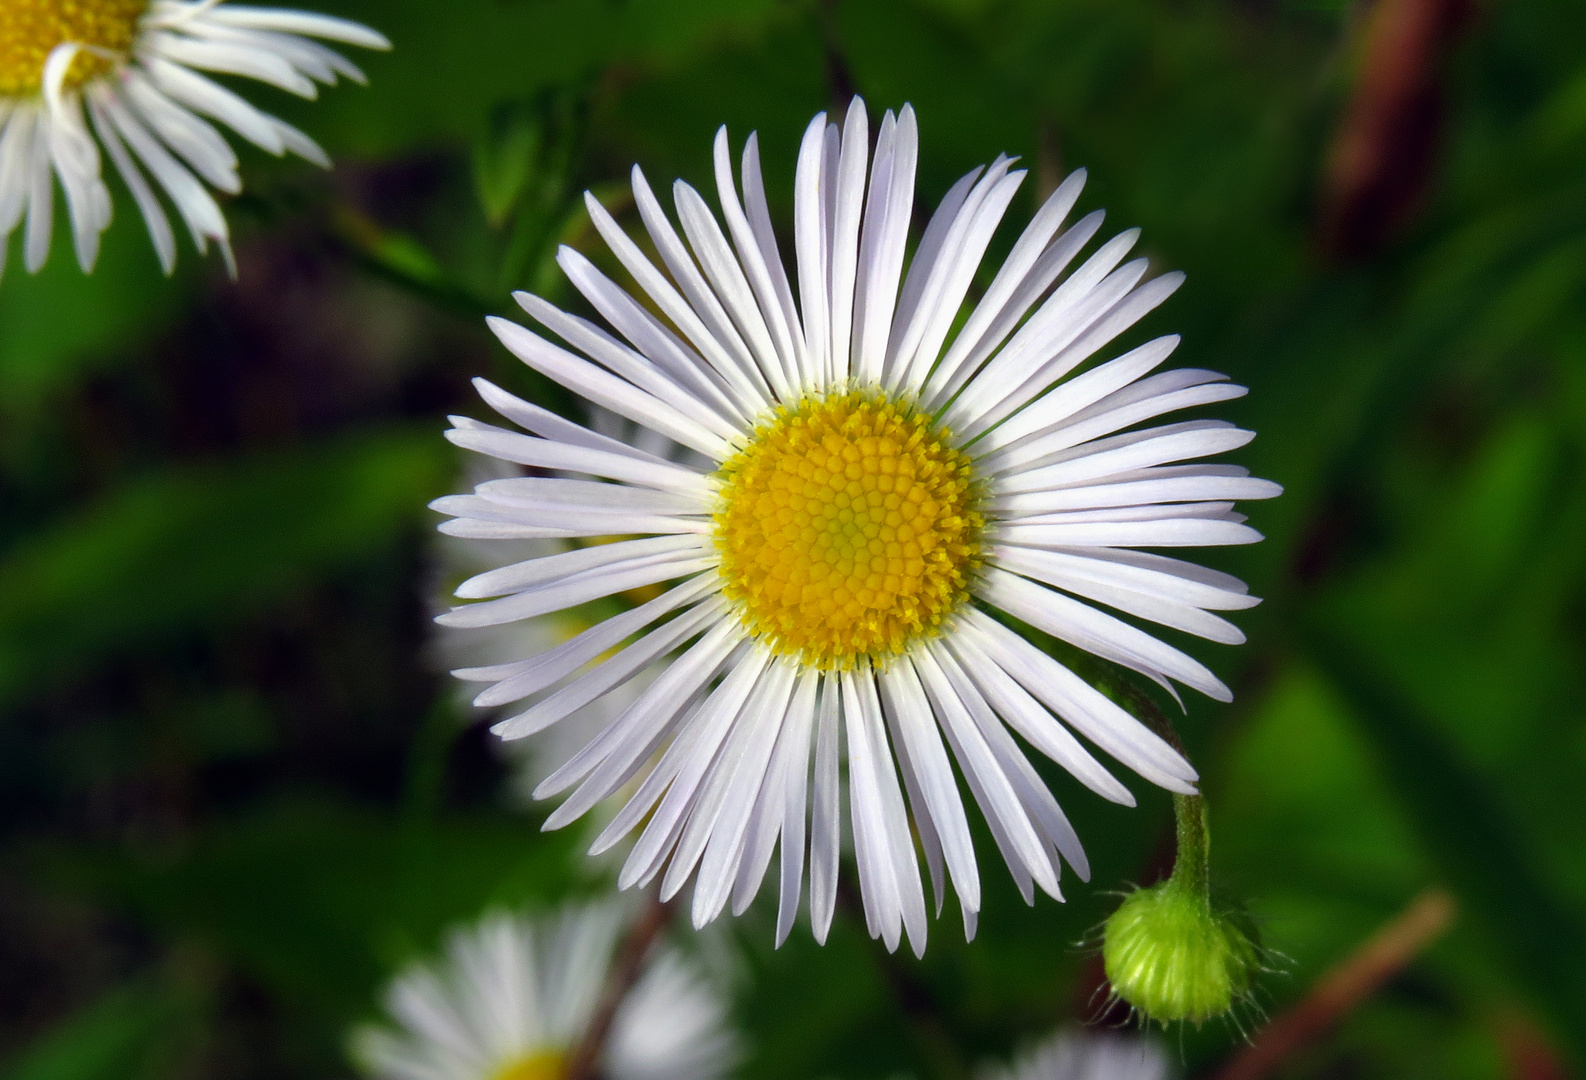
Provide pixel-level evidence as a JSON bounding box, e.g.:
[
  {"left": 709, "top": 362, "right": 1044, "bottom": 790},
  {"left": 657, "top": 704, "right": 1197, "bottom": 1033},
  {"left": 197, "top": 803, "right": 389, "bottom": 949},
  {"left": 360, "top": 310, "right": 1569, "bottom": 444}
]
[
  {"left": 191, "top": 7, "right": 391, "bottom": 49},
  {"left": 456, "top": 533, "right": 704, "bottom": 599},
  {"left": 885, "top": 164, "right": 982, "bottom": 389},
  {"left": 692, "top": 661, "right": 798, "bottom": 926},
  {"left": 992, "top": 545, "right": 1247, "bottom": 644},
  {"left": 492, "top": 599, "right": 726, "bottom": 740},
  {"left": 673, "top": 178, "right": 793, "bottom": 401},
  {"left": 961, "top": 610, "right": 1197, "bottom": 792},
  {"left": 144, "top": 57, "right": 284, "bottom": 155},
  {"left": 444, "top": 423, "right": 710, "bottom": 496},
  {"left": 947, "top": 227, "right": 1141, "bottom": 423},
  {"left": 840, "top": 669, "right": 902, "bottom": 951},
  {"left": 455, "top": 574, "right": 716, "bottom": 683},
  {"left": 774, "top": 671, "right": 820, "bottom": 943},
  {"left": 24, "top": 114, "right": 54, "bottom": 273},
  {"left": 793, "top": 112, "right": 831, "bottom": 387},
  {"left": 622, "top": 648, "right": 770, "bottom": 890},
  {"left": 912, "top": 649, "right": 1060, "bottom": 900},
  {"left": 143, "top": 30, "right": 318, "bottom": 97},
  {"left": 932, "top": 641, "right": 1089, "bottom": 880},
  {"left": 878, "top": 661, "right": 980, "bottom": 915},
  {"left": 878, "top": 667, "right": 948, "bottom": 917},
  {"left": 975, "top": 335, "right": 1182, "bottom": 455},
  {"left": 616, "top": 174, "right": 773, "bottom": 404},
  {"left": 712, "top": 127, "right": 800, "bottom": 396},
  {"left": 541, "top": 619, "right": 740, "bottom": 807},
  {"left": 437, "top": 552, "right": 717, "bottom": 629},
  {"left": 827, "top": 98, "right": 868, "bottom": 382},
  {"left": 943, "top": 629, "right": 1135, "bottom": 805},
  {"left": 613, "top": 172, "right": 770, "bottom": 403},
  {"left": 808, "top": 675, "right": 842, "bottom": 944},
  {"left": 982, "top": 567, "right": 1232, "bottom": 701},
  {"left": 488, "top": 316, "right": 734, "bottom": 461},
  {"left": 740, "top": 131, "right": 809, "bottom": 379},
  {"left": 123, "top": 73, "right": 239, "bottom": 192},
  {"left": 922, "top": 168, "right": 1088, "bottom": 409},
  {"left": 896, "top": 162, "right": 1026, "bottom": 394},
  {"left": 992, "top": 421, "right": 1253, "bottom": 491},
  {"left": 994, "top": 517, "right": 1264, "bottom": 549},
  {"left": 969, "top": 270, "right": 1188, "bottom": 437}
]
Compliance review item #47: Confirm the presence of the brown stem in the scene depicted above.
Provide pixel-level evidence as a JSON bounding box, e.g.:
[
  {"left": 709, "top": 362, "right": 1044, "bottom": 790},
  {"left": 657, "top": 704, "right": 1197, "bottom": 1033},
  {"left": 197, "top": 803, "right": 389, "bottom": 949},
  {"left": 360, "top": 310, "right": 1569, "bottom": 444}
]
[
  {"left": 1213, "top": 888, "right": 1457, "bottom": 1080},
  {"left": 564, "top": 892, "right": 675, "bottom": 1080}
]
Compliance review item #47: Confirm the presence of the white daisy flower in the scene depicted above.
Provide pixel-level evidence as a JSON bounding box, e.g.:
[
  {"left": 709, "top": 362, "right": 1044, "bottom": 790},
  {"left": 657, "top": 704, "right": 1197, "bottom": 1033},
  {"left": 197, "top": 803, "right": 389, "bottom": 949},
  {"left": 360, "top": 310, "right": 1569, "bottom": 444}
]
[
  {"left": 353, "top": 903, "right": 737, "bottom": 1080},
  {"left": 985, "top": 1029, "right": 1171, "bottom": 1080},
  {"left": 0, "top": 0, "right": 388, "bottom": 279},
  {"left": 432, "top": 99, "right": 1281, "bottom": 955}
]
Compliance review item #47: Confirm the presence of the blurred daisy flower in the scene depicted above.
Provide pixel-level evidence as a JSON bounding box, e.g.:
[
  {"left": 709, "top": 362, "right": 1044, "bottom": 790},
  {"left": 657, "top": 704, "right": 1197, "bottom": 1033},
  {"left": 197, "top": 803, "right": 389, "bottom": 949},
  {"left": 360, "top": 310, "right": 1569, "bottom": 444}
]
[
  {"left": 353, "top": 903, "right": 737, "bottom": 1080},
  {"left": 433, "top": 99, "right": 1279, "bottom": 954},
  {"left": 985, "top": 1029, "right": 1170, "bottom": 1080},
  {"left": 0, "top": 0, "right": 388, "bottom": 279}
]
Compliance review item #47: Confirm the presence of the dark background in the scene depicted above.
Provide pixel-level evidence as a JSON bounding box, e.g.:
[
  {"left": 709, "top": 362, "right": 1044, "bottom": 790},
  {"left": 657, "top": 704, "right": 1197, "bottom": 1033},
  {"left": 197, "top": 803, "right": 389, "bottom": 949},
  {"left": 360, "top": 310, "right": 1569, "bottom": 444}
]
[{"left": 1, "top": 1, "right": 1583, "bottom": 1078}]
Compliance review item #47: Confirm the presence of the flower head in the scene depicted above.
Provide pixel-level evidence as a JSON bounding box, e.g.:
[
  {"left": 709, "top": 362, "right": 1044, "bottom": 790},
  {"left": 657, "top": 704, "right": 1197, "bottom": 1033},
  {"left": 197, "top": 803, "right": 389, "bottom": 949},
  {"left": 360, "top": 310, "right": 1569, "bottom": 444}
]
[
  {"left": 0, "top": 0, "right": 388, "bottom": 279},
  {"left": 353, "top": 903, "right": 737, "bottom": 1080},
  {"left": 433, "top": 99, "right": 1281, "bottom": 954}
]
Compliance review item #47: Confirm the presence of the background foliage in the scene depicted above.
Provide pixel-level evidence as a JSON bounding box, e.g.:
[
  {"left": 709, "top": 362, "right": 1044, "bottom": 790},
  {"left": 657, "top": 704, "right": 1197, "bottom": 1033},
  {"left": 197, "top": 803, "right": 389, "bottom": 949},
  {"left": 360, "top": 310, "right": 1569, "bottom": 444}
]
[{"left": 2, "top": 0, "right": 1584, "bottom": 1077}]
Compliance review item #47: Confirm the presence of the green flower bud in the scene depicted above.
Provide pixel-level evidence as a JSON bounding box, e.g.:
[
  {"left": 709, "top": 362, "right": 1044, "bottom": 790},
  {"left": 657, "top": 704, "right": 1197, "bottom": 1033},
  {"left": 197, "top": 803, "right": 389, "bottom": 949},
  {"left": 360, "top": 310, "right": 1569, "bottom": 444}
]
[
  {"left": 1102, "top": 877, "right": 1261, "bottom": 1025},
  {"left": 1102, "top": 794, "right": 1262, "bottom": 1025}
]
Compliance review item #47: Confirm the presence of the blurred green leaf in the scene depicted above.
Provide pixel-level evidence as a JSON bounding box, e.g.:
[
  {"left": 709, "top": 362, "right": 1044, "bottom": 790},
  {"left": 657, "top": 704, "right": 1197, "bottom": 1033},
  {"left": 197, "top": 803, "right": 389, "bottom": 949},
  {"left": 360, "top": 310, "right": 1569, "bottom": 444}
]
[
  {"left": 1308, "top": 629, "right": 1586, "bottom": 1061},
  {"left": 0, "top": 983, "right": 193, "bottom": 1080},
  {"left": 0, "top": 428, "right": 449, "bottom": 708}
]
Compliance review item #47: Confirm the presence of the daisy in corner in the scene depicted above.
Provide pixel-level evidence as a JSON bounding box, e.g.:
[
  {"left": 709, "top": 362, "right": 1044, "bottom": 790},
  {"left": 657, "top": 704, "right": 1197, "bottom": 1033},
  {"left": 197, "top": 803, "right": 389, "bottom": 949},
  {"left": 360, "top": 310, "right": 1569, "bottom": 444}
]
[
  {"left": 433, "top": 98, "right": 1281, "bottom": 956},
  {"left": 0, "top": 0, "right": 388, "bottom": 279}
]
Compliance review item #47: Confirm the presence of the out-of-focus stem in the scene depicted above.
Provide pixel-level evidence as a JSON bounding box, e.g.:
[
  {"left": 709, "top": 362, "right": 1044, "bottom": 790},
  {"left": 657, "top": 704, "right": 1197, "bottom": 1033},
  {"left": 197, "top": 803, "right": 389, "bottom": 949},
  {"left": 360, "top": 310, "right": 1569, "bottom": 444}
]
[{"left": 564, "top": 891, "right": 674, "bottom": 1080}]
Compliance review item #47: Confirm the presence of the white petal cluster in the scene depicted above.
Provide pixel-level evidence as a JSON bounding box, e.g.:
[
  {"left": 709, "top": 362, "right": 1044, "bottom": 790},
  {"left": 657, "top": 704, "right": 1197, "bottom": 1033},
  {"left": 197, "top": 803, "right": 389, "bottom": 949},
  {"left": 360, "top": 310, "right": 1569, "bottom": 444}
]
[
  {"left": 433, "top": 99, "right": 1280, "bottom": 954},
  {"left": 353, "top": 903, "right": 737, "bottom": 1080},
  {"left": 984, "top": 1029, "right": 1171, "bottom": 1080},
  {"left": 0, "top": 0, "right": 387, "bottom": 279}
]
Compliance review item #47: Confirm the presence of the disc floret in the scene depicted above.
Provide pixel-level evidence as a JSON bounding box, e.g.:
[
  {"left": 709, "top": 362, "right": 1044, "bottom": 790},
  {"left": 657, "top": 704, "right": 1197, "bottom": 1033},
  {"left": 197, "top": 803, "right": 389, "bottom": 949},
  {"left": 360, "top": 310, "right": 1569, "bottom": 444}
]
[
  {"left": 0, "top": 0, "right": 149, "bottom": 96},
  {"left": 712, "top": 389, "right": 983, "bottom": 670}
]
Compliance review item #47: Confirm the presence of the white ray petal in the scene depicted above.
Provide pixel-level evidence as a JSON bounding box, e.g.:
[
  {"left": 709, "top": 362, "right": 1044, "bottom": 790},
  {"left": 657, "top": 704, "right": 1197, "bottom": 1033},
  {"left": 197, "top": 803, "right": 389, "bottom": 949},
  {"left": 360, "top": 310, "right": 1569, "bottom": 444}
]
[
  {"left": 983, "top": 567, "right": 1232, "bottom": 701},
  {"left": 793, "top": 112, "right": 831, "bottom": 388},
  {"left": 922, "top": 168, "right": 1088, "bottom": 409},
  {"left": 877, "top": 661, "right": 980, "bottom": 916},
  {"left": 913, "top": 649, "right": 1060, "bottom": 900},
  {"left": 488, "top": 316, "right": 734, "bottom": 460},
  {"left": 438, "top": 552, "right": 717, "bottom": 630},
  {"left": 808, "top": 675, "right": 842, "bottom": 944},
  {"left": 943, "top": 630, "right": 1134, "bottom": 805},
  {"left": 961, "top": 610, "right": 1197, "bottom": 791},
  {"left": 492, "top": 599, "right": 726, "bottom": 741},
  {"left": 444, "top": 424, "right": 711, "bottom": 496},
  {"left": 932, "top": 641, "right": 1089, "bottom": 879}
]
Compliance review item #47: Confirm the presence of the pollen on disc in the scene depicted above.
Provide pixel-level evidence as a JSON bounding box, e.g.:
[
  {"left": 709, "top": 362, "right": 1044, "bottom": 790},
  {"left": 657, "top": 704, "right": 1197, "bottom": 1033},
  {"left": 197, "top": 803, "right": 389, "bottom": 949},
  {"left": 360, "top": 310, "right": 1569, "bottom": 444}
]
[
  {"left": 713, "top": 389, "right": 983, "bottom": 669},
  {"left": 0, "top": 0, "right": 149, "bottom": 96}
]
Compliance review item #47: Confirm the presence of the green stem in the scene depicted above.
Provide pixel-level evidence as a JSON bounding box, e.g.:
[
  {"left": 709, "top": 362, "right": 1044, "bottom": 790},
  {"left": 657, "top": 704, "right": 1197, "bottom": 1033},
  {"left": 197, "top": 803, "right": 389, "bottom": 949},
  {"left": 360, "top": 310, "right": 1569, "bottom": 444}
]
[{"left": 1090, "top": 664, "right": 1213, "bottom": 902}]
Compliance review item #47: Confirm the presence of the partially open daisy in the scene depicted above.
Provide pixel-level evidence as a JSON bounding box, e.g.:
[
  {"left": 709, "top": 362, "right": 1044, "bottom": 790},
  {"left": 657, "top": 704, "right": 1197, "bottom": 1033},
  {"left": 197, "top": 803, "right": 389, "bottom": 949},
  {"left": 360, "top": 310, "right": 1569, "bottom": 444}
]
[
  {"left": 433, "top": 99, "right": 1281, "bottom": 955},
  {"left": 353, "top": 903, "right": 737, "bottom": 1080},
  {"left": 0, "top": 0, "right": 388, "bottom": 279}
]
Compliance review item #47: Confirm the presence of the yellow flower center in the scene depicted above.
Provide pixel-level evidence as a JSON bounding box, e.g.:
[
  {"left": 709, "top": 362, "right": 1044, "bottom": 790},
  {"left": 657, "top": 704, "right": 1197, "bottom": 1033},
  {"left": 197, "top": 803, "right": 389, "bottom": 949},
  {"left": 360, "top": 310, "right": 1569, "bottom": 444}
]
[
  {"left": 488, "top": 1050, "right": 564, "bottom": 1080},
  {"left": 713, "top": 389, "right": 982, "bottom": 669},
  {"left": 0, "top": 0, "right": 148, "bottom": 97}
]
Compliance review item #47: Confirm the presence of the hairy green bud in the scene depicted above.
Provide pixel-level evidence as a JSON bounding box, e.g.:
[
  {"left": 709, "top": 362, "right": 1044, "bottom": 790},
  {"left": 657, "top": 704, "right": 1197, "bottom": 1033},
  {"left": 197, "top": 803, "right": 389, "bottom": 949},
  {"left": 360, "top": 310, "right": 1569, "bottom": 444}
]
[
  {"left": 1102, "top": 877, "right": 1261, "bottom": 1024},
  {"left": 1102, "top": 794, "right": 1261, "bottom": 1025}
]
